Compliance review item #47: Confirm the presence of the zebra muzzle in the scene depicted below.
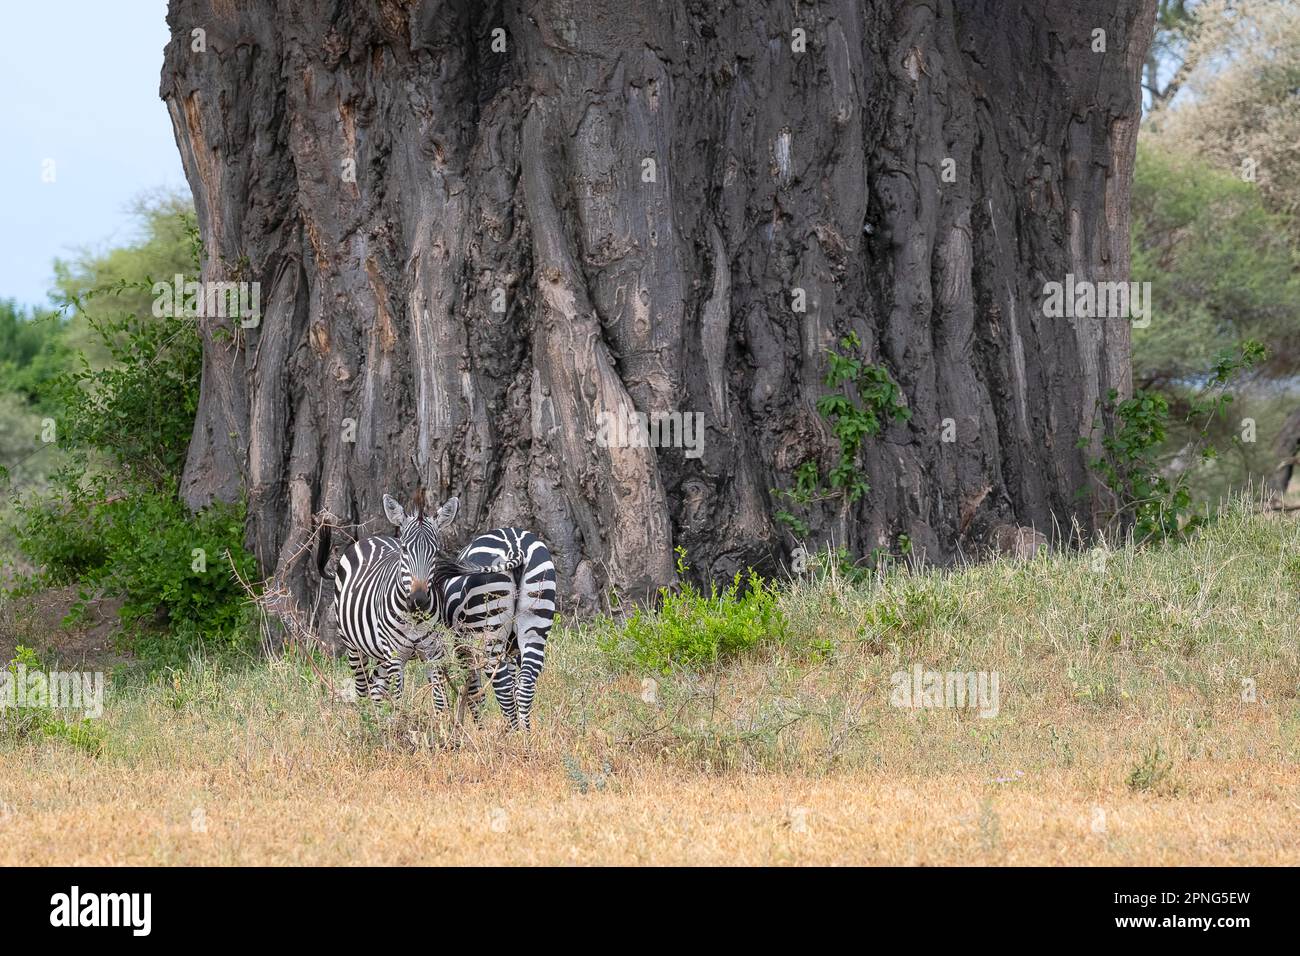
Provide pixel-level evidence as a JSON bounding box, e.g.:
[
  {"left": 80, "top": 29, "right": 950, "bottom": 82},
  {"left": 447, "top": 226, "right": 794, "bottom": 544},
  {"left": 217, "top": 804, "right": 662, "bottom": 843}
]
[{"left": 410, "top": 584, "right": 432, "bottom": 613}]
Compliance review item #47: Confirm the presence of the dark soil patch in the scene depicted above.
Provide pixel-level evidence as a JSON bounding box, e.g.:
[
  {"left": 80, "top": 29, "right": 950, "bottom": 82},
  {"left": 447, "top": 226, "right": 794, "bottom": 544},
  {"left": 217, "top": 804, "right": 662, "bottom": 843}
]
[{"left": 0, "top": 586, "right": 131, "bottom": 670}]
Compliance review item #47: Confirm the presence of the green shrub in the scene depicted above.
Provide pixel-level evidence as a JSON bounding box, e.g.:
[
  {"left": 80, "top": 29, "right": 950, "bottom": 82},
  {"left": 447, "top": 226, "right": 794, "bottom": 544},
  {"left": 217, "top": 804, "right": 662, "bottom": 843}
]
[
  {"left": 91, "top": 490, "right": 251, "bottom": 634},
  {"left": 0, "top": 645, "right": 47, "bottom": 740},
  {"left": 40, "top": 717, "right": 106, "bottom": 757},
  {"left": 602, "top": 550, "right": 787, "bottom": 673},
  {"left": 0, "top": 645, "right": 105, "bottom": 755},
  {"left": 13, "top": 485, "right": 256, "bottom": 665},
  {"left": 10, "top": 482, "right": 111, "bottom": 580},
  {"left": 862, "top": 581, "right": 963, "bottom": 637},
  {"left": 1084, "top": 341, "right": 1266, "bottom": 542},
  {"left": 0, "top": 300, "right": 71, "bottom": 413},
  {"left": 1131, "top": 147, "right": 1299, "bottom": 384},
  {"left": 5, "top": 205, "right": 257, "bottom": 668},
  {"left": 1127, "top": 743, "right": 1175, "bottom": 793},
  {"left": 775, "top": 332, "right": 911, "bottom": 537},
  {"left": 814, "top": 332, "right": 912, "bottom": 501},
  {"left": 49, "top": 297, "right": 200, "bottom": 487}
]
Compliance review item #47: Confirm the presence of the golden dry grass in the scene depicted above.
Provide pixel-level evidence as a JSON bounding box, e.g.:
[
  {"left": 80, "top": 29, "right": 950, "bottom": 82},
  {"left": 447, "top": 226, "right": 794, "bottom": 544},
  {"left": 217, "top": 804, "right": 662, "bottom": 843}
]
[
  {"left": 2, "top": 741, "right": 1298, "bottom": 865},
  {"left": 2, "top": 503, "right": 1298, "bottom": 865}
]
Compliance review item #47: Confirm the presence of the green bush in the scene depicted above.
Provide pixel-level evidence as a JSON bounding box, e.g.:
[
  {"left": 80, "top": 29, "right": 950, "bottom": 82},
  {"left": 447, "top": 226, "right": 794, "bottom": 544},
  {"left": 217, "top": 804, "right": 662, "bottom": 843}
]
[
  {"left": 0, "top": 300, "right": 70, "bottom": 413},
  {"left": 10, "top": 482, "right": 110, "bottom": 580},
  {"left": 100, "top": 492, "right": 252, "bottom": 636},
  {"left": 5, "top": 204, "right": 257, "bottom": 668},
  {"left": 775, "top": 332, "right": 912, "bottom": 538},
  {"left": 601, "top": 550, "right": 787, "bottom": 673},
  {"left": 1131, "top": 147, "right": 1299, "bottom": 384},
  {"left": 0, "top": 645, "right": 105, "bottom": 755},
  {"left": 1084, "top": 341, "right": 1266, "bottom": 542},
  {"left": 49, "top": 305, "right": 200, "bottom": 487},
  {"left": 13, "top": 484, "right": 256, "bottom": 663},
  {"left": 0, "top": 645, "right": 47, "bottom": 741}
]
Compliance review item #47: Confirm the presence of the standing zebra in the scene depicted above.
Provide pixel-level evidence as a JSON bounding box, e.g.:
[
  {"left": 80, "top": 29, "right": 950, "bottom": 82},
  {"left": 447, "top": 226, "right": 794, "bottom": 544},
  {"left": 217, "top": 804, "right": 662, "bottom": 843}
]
[
  {"left": 332, "top": 491, "right": 556, "bottom": 729},
  {"left": 445, "top": 526, "right": 556, "bottom": 730}
]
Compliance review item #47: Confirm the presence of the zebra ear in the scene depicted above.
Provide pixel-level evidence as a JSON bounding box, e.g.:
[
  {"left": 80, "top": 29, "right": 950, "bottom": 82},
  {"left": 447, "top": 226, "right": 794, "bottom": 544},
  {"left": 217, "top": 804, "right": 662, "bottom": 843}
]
[
  {"left": 434, "top": 496, "right": 459, "bottom": 529},
  {"left": 382, "top": 493, "right": 407, "bottom": 527}
]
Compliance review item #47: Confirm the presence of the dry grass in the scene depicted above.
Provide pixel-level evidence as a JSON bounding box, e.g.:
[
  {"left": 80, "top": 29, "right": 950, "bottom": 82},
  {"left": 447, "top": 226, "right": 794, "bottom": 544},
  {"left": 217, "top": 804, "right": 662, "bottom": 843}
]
[
  {"left": 2, "top": 757, "right": 1297, "bottom": 865},
  {"left": 2, "top": 502, "right": 1298, "bottom": 865}
]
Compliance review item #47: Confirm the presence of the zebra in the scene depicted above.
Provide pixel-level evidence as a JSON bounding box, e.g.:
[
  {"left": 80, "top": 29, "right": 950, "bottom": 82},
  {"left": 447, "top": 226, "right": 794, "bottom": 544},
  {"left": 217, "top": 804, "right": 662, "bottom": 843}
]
[
  {"left": 444, "top": 526, "right": 556, "bottom": 730},
  {"left": 332, "top": 491, "right": 488, "bottom": 705},
  {"left": 332, "top": 490, "right": 556, "bottom": 729}
]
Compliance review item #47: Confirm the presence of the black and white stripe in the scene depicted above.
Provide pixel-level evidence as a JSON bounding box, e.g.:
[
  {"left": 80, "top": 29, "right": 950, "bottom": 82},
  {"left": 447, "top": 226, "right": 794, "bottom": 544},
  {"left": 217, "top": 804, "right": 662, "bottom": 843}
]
[
  {"left": 332, "top": 492, "right": 556, "bottom": 729},
  {"left": 443, "top": 527, "right": 557, "bottom": 729},
  {"left": 333, "top": 493, "right": 466, "bottom": 704}
]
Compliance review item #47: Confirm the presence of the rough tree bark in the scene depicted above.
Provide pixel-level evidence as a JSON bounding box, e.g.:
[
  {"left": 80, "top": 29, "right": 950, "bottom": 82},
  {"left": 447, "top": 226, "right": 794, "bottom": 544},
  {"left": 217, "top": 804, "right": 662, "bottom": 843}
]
[{"left": 160, "top": 0, "right": 1155, "bottom": 621}]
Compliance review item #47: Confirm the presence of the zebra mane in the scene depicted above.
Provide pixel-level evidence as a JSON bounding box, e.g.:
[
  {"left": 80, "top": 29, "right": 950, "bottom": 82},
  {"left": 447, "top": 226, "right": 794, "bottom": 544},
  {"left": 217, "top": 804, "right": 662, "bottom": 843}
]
[{"left": 412, "top": 485, "right": 427, "bottom": 520}]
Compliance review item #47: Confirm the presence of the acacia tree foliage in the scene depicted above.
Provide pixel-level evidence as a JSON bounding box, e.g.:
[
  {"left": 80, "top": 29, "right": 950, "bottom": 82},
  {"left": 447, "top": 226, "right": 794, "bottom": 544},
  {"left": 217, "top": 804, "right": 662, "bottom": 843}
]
[
  {"left": 1148, "top": 0, "right": 1300, "bottom": 232},
  {"left": 1139, "top": 0, "right": 1300, "bottom": 498},
  {"left": 51, "top": 191, "right": 198, "bottom": 368},
  {"left": 0, "top": 300, "right": 69, "bottom": 413},
  {"left": 1131, "top": 148, "right": 1299, "bottom": 387},
  {"left": 1143, "top": 0, "right": 1199, "bottom": 108}
]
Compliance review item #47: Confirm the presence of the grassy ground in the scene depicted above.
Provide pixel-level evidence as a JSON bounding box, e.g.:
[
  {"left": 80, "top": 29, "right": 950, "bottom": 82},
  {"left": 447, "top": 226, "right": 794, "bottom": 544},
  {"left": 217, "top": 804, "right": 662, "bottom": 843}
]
[{"left": 2, "top": 504, "right": 1298, "bottom": 865}]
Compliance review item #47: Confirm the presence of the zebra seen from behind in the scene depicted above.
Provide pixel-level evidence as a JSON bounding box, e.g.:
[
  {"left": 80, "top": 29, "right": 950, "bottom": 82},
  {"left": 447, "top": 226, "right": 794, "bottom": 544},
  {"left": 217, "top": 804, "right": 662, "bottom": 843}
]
[
  {"left": 332, "top": 490, "right": 556, "bottom": 729},
  {"left": 444, "top": 525, "right": 556, "bottom": 730}
]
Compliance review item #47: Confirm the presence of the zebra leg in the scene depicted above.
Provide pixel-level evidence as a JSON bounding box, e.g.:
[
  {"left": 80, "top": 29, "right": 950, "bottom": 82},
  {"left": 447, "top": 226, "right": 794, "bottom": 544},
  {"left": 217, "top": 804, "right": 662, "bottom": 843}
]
[
  {"left": 491, "top": 654, "right": 520, "bottom": 730},
  {"left": 515, "top": 638, "right": 547, "bottom": 730},
  {"left": 474, "top": 629, "right": 519, "bottom": 728},
  {"left": 429, "top": 668, "right": 451, "bottom": 713},
  {"left": 456, "top": 642, "right": 487, "bottom": 724},
  {"left": 365, "top": 657, "right": 390, "bottom": 702},
  {"left": 346, "top": 649, "right": 371, "bottom": 701},
  {"left": 385, "top": 647, "right": 413, "bottom": 702},
  {"left": 415, "top": 640, "right": 450, "bottom": 713}
]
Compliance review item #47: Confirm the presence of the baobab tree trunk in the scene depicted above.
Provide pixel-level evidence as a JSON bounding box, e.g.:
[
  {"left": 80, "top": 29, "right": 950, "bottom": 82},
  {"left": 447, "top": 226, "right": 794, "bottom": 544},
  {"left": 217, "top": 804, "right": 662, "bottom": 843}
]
[{"left": 160, "top": 0, "right": 1155, "bottom": 620}]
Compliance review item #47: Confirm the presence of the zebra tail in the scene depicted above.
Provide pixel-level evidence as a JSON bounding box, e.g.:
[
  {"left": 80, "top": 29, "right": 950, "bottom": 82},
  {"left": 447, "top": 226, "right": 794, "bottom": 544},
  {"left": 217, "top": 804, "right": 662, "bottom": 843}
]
[
  {"left": 430, "top": 546, "right": 525, "bottom": 584},
  {"left": 479, "top": 546, "right": 527, "bottom": 575}
]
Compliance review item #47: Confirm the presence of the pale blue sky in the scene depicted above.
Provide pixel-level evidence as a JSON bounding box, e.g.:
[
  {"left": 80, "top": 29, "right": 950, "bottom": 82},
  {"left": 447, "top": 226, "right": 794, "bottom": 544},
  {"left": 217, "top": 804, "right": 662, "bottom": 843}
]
[{"left": 0, "top": 0, "right": 186, "bottom": 309}]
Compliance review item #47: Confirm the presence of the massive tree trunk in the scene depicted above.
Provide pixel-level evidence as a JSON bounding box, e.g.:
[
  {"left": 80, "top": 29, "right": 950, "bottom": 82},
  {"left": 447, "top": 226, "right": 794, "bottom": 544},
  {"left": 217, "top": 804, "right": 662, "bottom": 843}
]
[{"left": 161, "top": 0, "right": 1155, "bottom": 620}]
